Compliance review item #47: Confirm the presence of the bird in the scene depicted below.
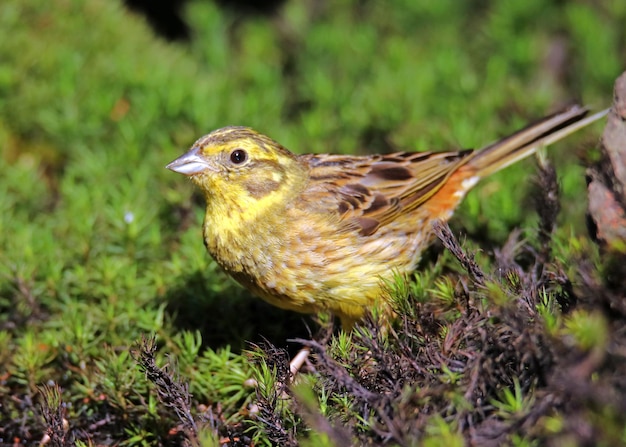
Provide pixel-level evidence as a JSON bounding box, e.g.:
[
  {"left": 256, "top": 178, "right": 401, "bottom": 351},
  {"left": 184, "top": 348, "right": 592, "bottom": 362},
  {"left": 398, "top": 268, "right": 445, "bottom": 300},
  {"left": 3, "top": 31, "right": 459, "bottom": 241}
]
[{"left": 167, "top": 106, "right": 606, "bottom": 328}]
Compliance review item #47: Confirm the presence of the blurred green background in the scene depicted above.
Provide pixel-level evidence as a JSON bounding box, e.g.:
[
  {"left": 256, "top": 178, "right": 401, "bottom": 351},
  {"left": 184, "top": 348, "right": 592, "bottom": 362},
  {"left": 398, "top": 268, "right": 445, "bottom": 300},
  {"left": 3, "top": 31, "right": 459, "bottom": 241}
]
[{"left": 0, "top": 0, "right": 623, "bottom": 444}]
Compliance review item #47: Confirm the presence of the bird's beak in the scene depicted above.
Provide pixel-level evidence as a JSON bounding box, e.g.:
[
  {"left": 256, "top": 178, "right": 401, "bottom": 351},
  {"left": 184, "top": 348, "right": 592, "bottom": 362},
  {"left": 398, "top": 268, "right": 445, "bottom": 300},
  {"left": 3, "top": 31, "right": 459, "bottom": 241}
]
[{"left": 166, "top": 146, "right": 213, "bottom": 176}]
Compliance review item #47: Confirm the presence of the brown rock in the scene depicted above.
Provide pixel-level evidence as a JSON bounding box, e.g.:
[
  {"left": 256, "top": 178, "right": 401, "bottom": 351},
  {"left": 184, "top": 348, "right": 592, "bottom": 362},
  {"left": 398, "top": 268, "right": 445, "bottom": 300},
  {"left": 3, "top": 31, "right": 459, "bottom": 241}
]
[{"left": 587, "top": 71, "right": 626, "bottom": 251}]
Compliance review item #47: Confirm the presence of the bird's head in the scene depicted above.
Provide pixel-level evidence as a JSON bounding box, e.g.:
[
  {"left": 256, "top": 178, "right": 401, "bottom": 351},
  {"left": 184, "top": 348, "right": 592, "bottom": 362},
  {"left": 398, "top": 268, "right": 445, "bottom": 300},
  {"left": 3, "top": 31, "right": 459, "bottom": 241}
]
[{"left": 167, "top": 126, "right": 308, "bottom": 221}]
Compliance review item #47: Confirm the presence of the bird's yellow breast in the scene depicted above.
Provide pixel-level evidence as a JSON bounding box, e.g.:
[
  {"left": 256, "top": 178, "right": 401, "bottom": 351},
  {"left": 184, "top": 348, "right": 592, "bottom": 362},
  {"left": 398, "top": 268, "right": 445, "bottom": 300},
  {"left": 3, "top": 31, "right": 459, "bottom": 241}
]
[{"left": 203, "top": 194, "right": 429, "bottom": 326}]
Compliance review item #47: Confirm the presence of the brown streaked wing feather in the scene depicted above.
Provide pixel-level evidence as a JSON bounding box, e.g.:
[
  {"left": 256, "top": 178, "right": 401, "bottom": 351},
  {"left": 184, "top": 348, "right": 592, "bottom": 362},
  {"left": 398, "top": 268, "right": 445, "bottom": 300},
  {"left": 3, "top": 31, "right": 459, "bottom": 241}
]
[{"left": 300, "top": 150, "right": 474, "bottom": 236}]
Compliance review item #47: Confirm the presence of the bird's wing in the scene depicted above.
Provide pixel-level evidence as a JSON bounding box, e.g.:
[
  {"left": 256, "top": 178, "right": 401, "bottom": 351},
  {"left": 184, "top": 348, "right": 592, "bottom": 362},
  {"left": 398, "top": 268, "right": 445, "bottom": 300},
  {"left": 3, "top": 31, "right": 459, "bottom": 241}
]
[{"left": 300, "top": 151, "right": 473, "bottom": 236}]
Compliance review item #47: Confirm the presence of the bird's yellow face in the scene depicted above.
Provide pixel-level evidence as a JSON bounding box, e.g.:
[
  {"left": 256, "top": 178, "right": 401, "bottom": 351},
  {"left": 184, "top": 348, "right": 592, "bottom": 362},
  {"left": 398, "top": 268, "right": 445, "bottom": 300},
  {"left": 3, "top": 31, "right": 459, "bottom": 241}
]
[{"left": 167, "top": 126, "right": 308, "bottom": 227}]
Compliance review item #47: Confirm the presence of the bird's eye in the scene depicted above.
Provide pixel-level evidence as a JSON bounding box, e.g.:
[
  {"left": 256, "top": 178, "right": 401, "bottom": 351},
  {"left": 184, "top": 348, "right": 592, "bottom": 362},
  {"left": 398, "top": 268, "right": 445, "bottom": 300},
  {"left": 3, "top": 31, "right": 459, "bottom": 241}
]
[{"left": 229, "top": 149, "right": 248, "bottom": 165}]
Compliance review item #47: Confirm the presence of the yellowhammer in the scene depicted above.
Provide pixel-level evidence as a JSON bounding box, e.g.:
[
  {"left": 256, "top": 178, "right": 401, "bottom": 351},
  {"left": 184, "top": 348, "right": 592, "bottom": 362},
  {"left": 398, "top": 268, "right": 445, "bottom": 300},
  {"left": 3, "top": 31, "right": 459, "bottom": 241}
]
[{"left": 167, "top": 106, "right": 606, "bottom": 328}]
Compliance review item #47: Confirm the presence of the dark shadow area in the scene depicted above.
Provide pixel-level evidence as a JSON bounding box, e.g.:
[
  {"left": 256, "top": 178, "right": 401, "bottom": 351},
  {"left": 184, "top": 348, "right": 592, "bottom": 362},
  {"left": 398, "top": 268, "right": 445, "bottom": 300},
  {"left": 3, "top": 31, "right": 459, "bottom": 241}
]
[
  {"left": 124, "top": 0, "right": 191, "bottom": 41},
  {"left": 123, "top": 0, "right": 286, "bottom": 42},
  {"left": 358, "top": 124, "right": 397, "bottom": 155},
  {"left": 0, "top": 276, "right": 50, "bottom": 331},
  {"left": 163, "top": 270, "right": 316, "bottom": 355},
  {"left": 213, "top": 0, "right": 286, "bottom": 16}
]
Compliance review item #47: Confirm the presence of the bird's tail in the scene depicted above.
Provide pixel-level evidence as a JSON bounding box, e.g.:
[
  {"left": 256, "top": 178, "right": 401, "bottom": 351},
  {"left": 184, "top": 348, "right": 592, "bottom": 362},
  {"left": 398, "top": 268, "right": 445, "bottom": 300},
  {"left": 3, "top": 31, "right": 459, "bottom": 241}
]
[{"left": 468, "top": 105, "right": 608, "bottom": 178}]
